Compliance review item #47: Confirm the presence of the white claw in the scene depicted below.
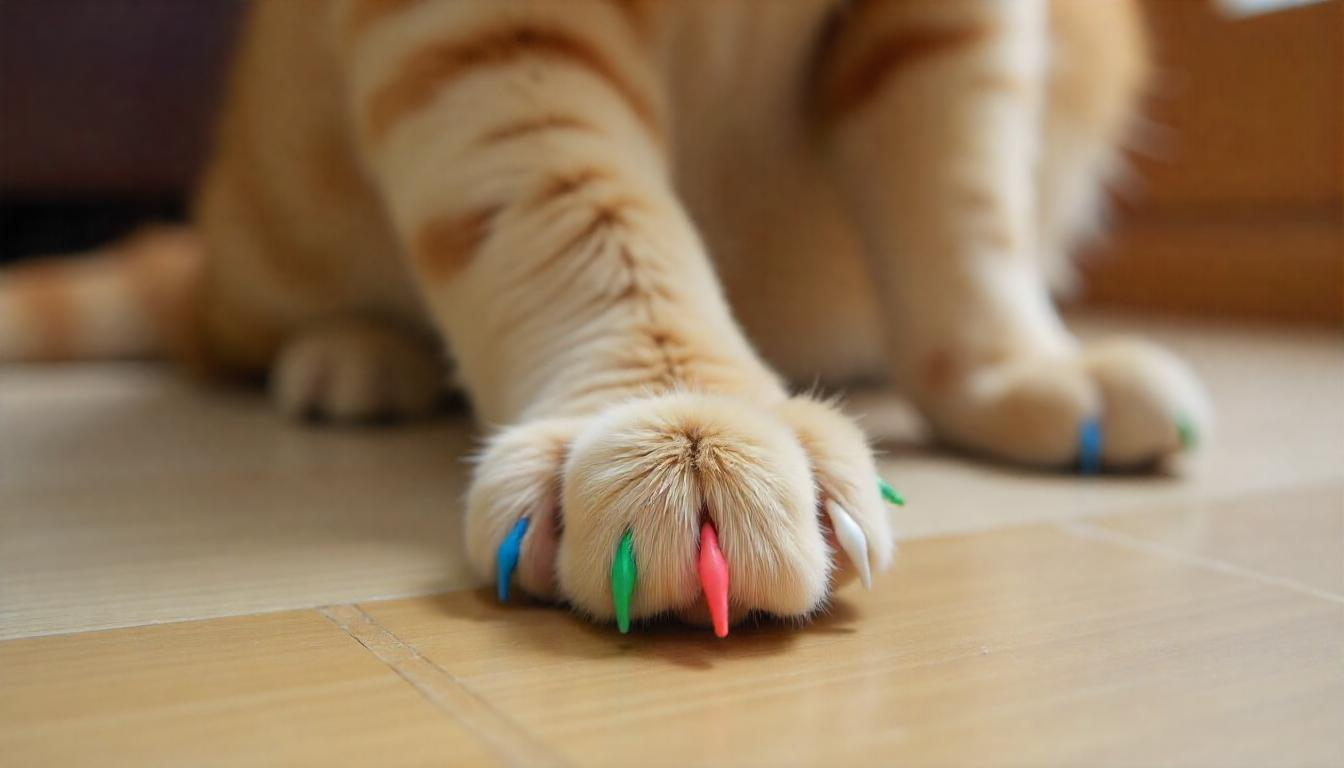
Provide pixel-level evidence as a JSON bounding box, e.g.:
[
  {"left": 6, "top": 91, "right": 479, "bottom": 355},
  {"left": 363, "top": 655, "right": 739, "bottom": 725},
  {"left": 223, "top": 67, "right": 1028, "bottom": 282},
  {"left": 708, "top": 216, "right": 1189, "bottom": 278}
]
[{"left": 826, "top": 500, "right": 871, "bottom": 590}]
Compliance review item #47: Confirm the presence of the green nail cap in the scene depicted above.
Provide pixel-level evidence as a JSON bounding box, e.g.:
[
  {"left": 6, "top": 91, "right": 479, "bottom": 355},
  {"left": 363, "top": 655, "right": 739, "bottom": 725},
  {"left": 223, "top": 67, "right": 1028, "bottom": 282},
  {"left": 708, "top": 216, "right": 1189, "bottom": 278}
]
[
  {"left": 878, "top": 479, "right": 905, "bottom": 507},
  {"left": 611, "top": 531, "right": 636, "bottom": 634},
  {"left": 1176, "top": 414, "right": 1197, "bottom": 451}
]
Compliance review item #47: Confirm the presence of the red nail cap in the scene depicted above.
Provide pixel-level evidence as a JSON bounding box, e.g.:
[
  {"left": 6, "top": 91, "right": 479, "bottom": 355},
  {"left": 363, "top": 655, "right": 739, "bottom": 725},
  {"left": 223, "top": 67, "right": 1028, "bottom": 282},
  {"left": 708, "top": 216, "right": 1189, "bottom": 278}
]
[{"left": 698, "top": 520, "right": 730, "bottom": 638}]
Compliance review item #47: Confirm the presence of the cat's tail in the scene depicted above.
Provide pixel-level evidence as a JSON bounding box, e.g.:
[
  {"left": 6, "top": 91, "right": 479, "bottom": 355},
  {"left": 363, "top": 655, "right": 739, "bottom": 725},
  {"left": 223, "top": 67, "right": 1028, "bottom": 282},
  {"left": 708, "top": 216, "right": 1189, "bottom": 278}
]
[{"left": 0, "top": 226, "right": 204, "bottom": 362}]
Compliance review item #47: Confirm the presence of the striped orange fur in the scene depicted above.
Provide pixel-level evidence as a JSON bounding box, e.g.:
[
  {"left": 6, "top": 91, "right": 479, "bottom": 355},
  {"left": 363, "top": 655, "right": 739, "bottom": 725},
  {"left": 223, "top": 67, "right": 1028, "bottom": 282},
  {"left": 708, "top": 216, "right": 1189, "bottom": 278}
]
[
  {"left": 413, "top": 206, "right": 501, "bottom": 279},
  {"left": 364, "top": 23, "right": 660, "bottom": 144},
  {"left": 476, "top": 114, "right": 598, "bottom": 147},
  {"left": 0, "top": 227, "right": 201, "bottom": 362}
]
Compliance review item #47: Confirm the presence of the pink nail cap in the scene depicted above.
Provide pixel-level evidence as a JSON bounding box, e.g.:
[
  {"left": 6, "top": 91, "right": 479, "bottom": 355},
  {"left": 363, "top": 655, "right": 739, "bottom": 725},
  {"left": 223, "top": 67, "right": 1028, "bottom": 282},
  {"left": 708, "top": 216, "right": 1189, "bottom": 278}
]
[{"left": 698, "top": 520, "right": 730, "bottom": 638}]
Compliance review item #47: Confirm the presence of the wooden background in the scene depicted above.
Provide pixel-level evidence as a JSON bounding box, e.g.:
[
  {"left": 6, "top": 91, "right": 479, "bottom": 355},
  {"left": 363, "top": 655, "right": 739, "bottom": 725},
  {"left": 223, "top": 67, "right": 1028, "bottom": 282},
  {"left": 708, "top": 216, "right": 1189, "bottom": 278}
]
[{"left": 1080, "top": 0, "right": 1342, "bottom": 325}]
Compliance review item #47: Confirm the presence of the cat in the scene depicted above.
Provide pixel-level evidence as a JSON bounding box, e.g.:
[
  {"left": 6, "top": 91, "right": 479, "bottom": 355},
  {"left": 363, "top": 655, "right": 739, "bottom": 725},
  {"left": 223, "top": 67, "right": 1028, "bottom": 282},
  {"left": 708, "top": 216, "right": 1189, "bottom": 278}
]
[{"left": 0, "top": 0, "right": 1211, "bottom": 630}]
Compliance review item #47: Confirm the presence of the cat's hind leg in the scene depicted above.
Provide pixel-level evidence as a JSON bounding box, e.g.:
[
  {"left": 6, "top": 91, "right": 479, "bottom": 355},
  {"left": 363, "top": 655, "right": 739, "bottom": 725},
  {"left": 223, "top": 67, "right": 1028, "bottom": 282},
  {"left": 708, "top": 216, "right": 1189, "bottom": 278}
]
[
  {"left": 342, "top": 1, "right": 894, "bottom": 627},
  {"left": 814, "top": 0, "right": 1211, "bottom": 470}
]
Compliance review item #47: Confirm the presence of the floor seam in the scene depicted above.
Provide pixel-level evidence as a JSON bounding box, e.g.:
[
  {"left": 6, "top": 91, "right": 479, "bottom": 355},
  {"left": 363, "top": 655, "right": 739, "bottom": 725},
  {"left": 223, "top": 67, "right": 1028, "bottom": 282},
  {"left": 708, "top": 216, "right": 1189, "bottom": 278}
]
[
  {"left": 1057, "top": 520, "right": 1344, "bottom": 606},
  {"left": 0, "top": 587, "right": 467, "bottom": 643},
  {"left": 319, "top": 604, "right": 568, "bottom": 768}
]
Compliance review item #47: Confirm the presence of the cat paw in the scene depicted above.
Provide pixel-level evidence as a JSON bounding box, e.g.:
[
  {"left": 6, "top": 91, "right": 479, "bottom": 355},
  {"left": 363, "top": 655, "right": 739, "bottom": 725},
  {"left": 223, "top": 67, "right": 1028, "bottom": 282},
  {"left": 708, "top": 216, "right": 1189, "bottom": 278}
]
[
  {"left": 922, "top": 337, "right": 1212, "bottom": 471},
  {"left": 270, "top": 319, "right": 443, "bottom": 423},
  {"left": 464, "top": 393, "right": 896, "bottom": 632}
]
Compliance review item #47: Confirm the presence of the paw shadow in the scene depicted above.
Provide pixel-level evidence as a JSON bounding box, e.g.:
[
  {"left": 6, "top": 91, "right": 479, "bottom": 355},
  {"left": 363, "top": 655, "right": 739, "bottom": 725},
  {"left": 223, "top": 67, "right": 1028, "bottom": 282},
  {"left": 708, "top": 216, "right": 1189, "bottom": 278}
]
[
  {"left": 895, "top": 436, "right": 1191, "bottom": 484},
  {"left": 429, "top": 586, "right": 861, "bottom": 670}
]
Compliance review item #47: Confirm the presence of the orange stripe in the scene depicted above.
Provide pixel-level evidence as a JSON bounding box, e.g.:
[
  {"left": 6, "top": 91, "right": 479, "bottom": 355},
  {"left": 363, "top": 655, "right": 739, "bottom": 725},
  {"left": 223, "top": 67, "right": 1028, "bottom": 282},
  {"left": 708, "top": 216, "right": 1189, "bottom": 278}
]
[
  {"left": 365, "top": 24, "right": 660, "bottom": 143},
  {"left": 414, "top": 206, "right": 500, "bottom": 280},
  {"left": 820, "top": 24, "right": 991, "bottom": 122},
  {"left": 528, "top": 167, "right": 615, "bottom": 211},
  {"left": 413, "top": 172, "right": 644, "bottom": 283},
  {"left": 476, "top": 114, "right": 597, "bottom": 146}
]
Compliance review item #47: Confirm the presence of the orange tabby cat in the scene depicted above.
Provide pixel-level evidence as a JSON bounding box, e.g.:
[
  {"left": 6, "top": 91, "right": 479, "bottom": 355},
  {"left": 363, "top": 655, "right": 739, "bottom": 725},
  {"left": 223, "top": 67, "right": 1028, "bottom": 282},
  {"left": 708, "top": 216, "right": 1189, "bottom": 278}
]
[{"left": 0, "top": 0, "right": 1211, "bottom": 628}]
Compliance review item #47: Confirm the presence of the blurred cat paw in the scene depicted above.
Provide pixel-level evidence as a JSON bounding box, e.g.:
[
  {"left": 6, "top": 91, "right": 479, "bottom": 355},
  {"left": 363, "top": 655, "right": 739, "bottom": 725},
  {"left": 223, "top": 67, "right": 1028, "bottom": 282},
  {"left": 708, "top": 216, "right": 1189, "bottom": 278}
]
[
  {"left": 919, "top": 337, "right": 1212, "bottom": 472},
  {"left": 270, "top": 318, "right": 443, "bottom": 423}
]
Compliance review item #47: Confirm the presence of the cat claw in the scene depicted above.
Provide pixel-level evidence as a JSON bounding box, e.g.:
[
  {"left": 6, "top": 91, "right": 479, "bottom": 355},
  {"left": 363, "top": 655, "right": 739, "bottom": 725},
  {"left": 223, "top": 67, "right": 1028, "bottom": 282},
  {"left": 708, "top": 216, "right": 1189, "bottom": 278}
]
[{"left": 825, "top": 500, "right": 871, "bottom": 590}]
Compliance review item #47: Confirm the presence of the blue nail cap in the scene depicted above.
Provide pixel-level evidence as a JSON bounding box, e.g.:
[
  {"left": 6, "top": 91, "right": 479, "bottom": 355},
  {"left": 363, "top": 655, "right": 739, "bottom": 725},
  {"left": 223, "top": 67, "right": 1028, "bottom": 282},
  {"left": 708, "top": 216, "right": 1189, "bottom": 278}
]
[
  {"left": 496, "top": 517, "right": 530, "bottom": 602},
  {"left": 1078, "top": 419, "right": 1103, "bottom": 476}
]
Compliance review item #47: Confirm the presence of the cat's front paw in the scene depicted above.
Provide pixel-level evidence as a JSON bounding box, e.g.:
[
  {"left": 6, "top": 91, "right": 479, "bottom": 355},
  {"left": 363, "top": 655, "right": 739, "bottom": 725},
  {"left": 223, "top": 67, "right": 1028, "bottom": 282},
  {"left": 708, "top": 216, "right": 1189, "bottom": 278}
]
[
  {"left": 464, "top": 393, "right": 896, "bottom": 632},
  {"left": 921, "top": 337, "right": 1212, "bottom": 471}
]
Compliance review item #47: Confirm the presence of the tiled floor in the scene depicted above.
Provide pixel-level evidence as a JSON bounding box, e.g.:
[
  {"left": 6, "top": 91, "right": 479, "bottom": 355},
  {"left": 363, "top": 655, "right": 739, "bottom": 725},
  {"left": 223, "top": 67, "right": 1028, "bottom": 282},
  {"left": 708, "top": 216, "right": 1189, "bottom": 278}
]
[{"left": 2, "top": 315, "right": 1342, "bottom": 766}]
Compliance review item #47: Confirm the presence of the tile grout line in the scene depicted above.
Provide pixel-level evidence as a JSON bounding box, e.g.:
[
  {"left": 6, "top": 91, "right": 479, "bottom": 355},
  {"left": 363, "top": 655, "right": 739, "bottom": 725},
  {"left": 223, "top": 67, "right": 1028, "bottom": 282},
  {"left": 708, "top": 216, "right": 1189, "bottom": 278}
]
[
  {"left": 1058, "top": 520, "right": 1344, "bottom": 606},
  {"left": 319, "top": 603, "right": 568, "bottom": 768},
  {"left": 0, "top": 586, "right": 468, "bottom": 643}
]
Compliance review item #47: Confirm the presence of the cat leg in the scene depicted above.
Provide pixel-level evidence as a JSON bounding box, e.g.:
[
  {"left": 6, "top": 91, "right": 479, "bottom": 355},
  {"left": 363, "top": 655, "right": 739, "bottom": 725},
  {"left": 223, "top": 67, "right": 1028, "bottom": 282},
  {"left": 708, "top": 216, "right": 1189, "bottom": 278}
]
[
  {"left": 815, "top": 0, "right": 1210, "bottom": 469},
  {"left": 1037, "top": 0, "right": 1150, "bottom": 289},
  {"left": 342, "top": 1, "right": 893, "bottom": 626}
]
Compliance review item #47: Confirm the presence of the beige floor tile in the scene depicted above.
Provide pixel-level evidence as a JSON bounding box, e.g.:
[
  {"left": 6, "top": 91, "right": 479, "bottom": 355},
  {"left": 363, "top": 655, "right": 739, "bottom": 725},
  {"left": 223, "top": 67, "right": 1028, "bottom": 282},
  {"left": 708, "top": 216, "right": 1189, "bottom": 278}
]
[
  {"left": 0, "top": 610, "right": 504, "bottom": 767},
  {"left": 362, "top": 525, "right": 1344, "bottom": 768},
  {"left": 0, "top": 366, "right": 479, "bottom": 639},
  {"left": 1075, "top": 483, "right": 1344, "bottom": 597}
]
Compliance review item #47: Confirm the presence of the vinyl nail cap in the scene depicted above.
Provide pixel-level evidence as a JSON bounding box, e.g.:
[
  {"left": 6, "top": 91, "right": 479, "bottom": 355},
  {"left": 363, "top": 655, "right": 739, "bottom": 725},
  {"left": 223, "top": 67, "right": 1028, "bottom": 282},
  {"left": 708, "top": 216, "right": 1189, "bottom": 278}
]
[
  {"left": 826, "top": 500, "right": 871, "bottom": 590},
  {"left": 611, "top": 531, "right": 636, "bottom": 634},
  {"left": 878, "top": 479, "right": 905, "bottom": 506},
  {"left": 697, "top": 520, "right": 730, "bottom": 638},
  {"left": 496, "top": 517, "right": 530, "bottom": 602},
  {"left": 1175, "top": 413, "right": 1198, "bottom": 451},
  {"left": 1078, "top": 419, "right": 1103, "bottom": 475}
]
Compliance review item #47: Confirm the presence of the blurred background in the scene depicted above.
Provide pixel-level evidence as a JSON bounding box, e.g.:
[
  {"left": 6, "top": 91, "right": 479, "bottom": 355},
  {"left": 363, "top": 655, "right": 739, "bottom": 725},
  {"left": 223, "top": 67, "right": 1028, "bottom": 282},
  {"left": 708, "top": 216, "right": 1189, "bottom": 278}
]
[{"left": 1, "top": 0, "right": 1340, "bottom": 325}]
